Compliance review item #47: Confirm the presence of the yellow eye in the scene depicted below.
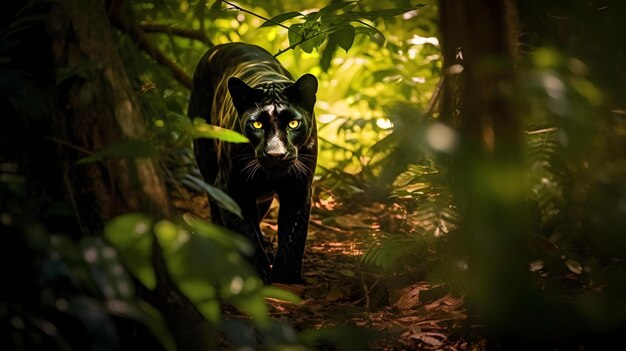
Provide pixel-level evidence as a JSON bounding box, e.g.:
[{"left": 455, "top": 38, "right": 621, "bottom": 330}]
[
  {"left": 288, "top": 120, "right": 300, "bottom": 129},
  {"left": 252, "top": 121, "right": 263, "bottom": 129}
]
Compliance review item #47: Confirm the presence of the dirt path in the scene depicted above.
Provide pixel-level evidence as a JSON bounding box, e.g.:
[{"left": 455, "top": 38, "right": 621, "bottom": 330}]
[{"left": 174, "top": 191, "right": 470, "bottom": 350}]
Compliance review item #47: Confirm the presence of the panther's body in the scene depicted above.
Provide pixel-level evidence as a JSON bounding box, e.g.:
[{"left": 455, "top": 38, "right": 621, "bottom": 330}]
[{"left": 188, "top": 43, "right": 318, "bottom": 284}]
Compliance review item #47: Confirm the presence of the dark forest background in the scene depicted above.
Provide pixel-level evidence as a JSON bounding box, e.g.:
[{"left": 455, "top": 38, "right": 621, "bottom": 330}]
[{"left": 1, "top": 0, "right": 626, "bottom": 350}]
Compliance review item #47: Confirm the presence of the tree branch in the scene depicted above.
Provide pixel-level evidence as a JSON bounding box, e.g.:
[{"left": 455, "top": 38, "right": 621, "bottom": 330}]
[
  {"left": 109, "top": 11, "right": 193, "bottom": 89},
  {"left": 140, "top": 24, "right": 214, "bottom": 47}
]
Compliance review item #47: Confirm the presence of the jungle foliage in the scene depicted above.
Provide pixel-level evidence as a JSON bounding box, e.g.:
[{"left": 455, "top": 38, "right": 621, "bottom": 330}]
[{"left": 1, "top": 0, "right": 626, "bottom": 350}]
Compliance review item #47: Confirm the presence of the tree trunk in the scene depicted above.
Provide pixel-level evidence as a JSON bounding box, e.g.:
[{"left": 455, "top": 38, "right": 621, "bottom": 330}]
[
  {"left": 2, "top": 0, "right": 216, "bottom": 349},
  {"left": 47, "top": 0, "right": 171, "bottom": 227},
  {"left": 439, "top": 0, "right": 532, "bottom": 339}
]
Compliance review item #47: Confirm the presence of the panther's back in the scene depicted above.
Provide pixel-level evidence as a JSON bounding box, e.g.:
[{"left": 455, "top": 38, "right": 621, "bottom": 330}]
[{"left": 187, "top": 43, "right": 293, "bottom": 132}]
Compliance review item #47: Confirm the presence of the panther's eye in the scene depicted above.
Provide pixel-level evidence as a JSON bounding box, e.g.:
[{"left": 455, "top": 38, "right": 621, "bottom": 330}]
[
  {"left": 288, "top": 120, "right": 300, "bottom": 129},
  {"left": 251, "top": 121, "right": 263, "bottom": 129}
]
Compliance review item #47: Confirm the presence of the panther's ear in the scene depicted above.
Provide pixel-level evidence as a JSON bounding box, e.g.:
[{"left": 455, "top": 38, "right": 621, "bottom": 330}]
[
  {"left": 285, "top": 74, "right": 318, "bottom": 114},
  {"left": 228, "top": 77, "right": 262, "bottom": 114}
]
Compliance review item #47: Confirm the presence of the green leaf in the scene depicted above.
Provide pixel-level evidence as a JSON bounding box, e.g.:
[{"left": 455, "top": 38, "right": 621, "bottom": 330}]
[
  {"left": 320, "top": 1, "right": 358, "bottom": 15},
  {"left": 300, "top": 27, "right": 325, "bottom": 54},
  {"left": 319, "top": 34, "right": 338, "bottom": 72},
  {"left": 355, "top": 25, "right": 384, "bottom": 40},
  {"left": 209, "top": 0, "right": 222, "bottom": 11},
  {"left": 182, "top": 214, "right": 252, "bottom": 256},
  {"left": 300, "top": 37, "right": 315, "bottom": 53},
  {"left": 259, "top": 11, "right": 303, "bottom": 28},
  {"left": 178, "top": 280, "right": 220, "bottom": 324},
  {"left": 192, "top": 120, "right": 249, "bottom": 143},
  {"left": 231, "top": 294, "right": 269, "bottom": 326},
  {"left": 183, "top": 175, "right": 243, "bottom": 219},
  {"left": 260, "top": 286, "right": 302, "bottom": 303},
  {"left": 115, "top": 300, "right": 176, "bottom": 351},
  {"left": 154, "top": 219, "right": 189, "bottom": 257},
  {"left": 76, "top": 139, "right": 158, "bottom": 164},
  {"left": 304, "top": 11, "right": 321, "bottom": 22},
  {"left": 80, "top": 237, "right": 135, "bottom": 300},
  {"left": 288, "top": 23, "right": 304, "bottom": 48},
  {"left": 196, "top": 299, "right": 221, "bottom": 325},
  {"left": 335, "top": 24, "right": 355, "bottom": 52},
  {"left": 104, "top": 214, "right": 155, "bottom": 289}
]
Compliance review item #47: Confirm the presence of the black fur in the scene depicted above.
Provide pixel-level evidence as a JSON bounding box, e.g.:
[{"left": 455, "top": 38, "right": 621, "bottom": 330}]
[{"left": 188, "top": 43, "right": 318, "bottom": 284}]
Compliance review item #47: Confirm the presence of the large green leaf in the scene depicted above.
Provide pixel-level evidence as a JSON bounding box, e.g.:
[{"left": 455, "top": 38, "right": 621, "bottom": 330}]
[
  {"left": 104, "top": 214, "right": 155, "bottom": 289},
  {"left": 179, "top": 280, "right": 220, "bottom": 324},
  {"left": 80, "top": 237, "right": 135, "bottom": 300},
  {"left": 181, "top": 214, "right": 252, "bottom": 256},
  {"left": 335, "top": 24, "right": 355, "bottom": 52},
  {"left": 106, "top": 299, "right": 175, "bottom": 351},
  {"left": 288, "top": 23, "right": 304, "bottom": 48},
  {"left": 183, "top": 174, "right": 243, "bottom": 219},
  {"left": 230, "top": 294, "right": 269, "bottom": 326},
  {"left": 191, "top": 120, "right": 249, "bottom": 143},
  {"left": 76, "top": 139, "right": 158, "bottom": 164},
  {"left": 156, "top": 217, "right": 266, "bottom": 325}
]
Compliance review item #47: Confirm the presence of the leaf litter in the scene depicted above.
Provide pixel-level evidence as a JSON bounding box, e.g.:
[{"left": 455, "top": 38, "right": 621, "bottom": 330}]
[{"left": 174, "top": 190, "right": 471, "bottom": 350}]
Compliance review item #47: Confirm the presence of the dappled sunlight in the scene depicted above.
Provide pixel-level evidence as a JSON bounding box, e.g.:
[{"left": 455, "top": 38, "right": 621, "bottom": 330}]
[{"left": 4, "top": 0, "right": 626, "bottom": 350}]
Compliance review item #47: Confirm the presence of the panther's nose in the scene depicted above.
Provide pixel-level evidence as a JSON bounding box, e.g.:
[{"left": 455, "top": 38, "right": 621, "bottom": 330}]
[
  {"left": 264, "top": 134, "right": 289, "bottom": 161},
  {"left": 265, "top": 151, "right": 286, "bottom": 160}
]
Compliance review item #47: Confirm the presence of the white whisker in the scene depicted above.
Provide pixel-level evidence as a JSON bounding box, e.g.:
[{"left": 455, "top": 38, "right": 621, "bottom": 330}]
[{"left": 243, "top": 159, "right": 262, "bottom": 181}]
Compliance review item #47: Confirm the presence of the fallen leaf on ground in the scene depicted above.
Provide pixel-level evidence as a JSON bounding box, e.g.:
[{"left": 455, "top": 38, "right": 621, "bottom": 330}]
[{"left": 325, "top": 287, "right": 346, "bottom": 302}]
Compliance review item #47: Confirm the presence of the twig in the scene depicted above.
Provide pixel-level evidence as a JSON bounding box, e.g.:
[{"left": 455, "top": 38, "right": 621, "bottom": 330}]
[
  {"left": 310, "top": 218, "right": 352, "bottom": 235},
  {"left": 354, "top": 271, "right": 380, "bottom": 310},
  {"left": 524, "top": 127, "right": 557, "bottom": 135},
  {"left": 47, "top": 136, "right": 96, "bottom": 156},
  {"left": 317, "top": 135, "right": 354, "bottom": 153},
  {"left": 426, "top": 77, "right": 443, "bottom": 116},
  {"left": 222, "top": 0, "right": 293, "bottom": 32},
  {"left": 140, "top": 24, "right": 214, "bottom": 47}
]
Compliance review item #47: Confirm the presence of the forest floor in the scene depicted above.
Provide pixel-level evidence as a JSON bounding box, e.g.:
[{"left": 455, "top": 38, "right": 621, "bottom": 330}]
[{"left": 175, "top": 191, "right": 472, "bottom": 350}]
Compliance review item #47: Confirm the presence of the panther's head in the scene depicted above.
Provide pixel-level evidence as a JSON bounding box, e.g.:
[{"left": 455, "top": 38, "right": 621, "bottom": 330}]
[{"left": 228, "top": 74, "right": 318, "bottom": 175}]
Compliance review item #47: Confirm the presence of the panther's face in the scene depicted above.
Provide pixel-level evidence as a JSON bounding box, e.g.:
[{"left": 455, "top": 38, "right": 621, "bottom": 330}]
[{"left": 228, "top": 74, "right": 318, "bottom": 175}]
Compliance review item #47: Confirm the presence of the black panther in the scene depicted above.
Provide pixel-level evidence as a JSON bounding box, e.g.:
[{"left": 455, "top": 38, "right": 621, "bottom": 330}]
[{"left": 188, "top": 43, "right": 318, "bottom": 284}]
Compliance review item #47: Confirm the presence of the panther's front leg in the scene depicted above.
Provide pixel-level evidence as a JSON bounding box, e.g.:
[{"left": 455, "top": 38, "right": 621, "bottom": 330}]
[
  {"left": 220, "top": 207, "right": 272, "bottom": 283},
  {"left": 271, "top": 185, "right": 312, "bottom": 284},
  {"left": 218, "top": 177, "right": 272, "bottom": 283}
]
